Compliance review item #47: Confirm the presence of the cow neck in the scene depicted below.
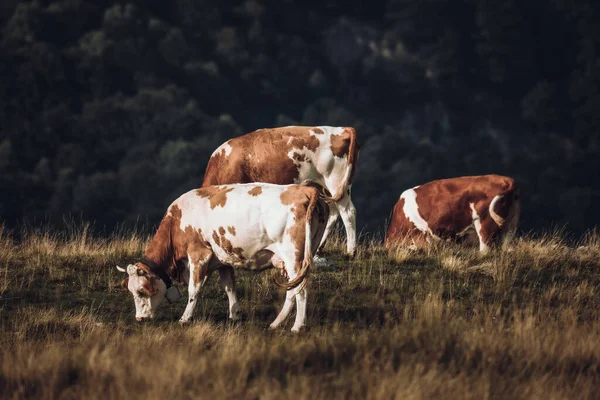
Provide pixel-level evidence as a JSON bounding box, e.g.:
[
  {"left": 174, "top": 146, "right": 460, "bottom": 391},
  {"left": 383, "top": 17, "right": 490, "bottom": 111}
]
[
  {"left": 139, "top": 256, "right": 172, "bottom": 288},
  {"left": 141, "top": 217, "right": 176, "bottom": 289}
]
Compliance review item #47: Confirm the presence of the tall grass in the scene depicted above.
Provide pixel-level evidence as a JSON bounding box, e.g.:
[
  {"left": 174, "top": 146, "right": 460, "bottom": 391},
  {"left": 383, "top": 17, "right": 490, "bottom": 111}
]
[{"left": 1, "top": 223, "right": 600, "bottom": 399}]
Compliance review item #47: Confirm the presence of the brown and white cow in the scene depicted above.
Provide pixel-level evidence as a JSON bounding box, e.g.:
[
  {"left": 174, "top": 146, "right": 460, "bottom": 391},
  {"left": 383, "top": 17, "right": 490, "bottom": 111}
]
[
  {"left": 202, "top": 126, "right": 360, "bottom": 256},
  {"left": 385, "top": 175, "right": 520, "bottom": 252},
  {"left": 116, "top": 182, "right": 329, "bottom": 332}
]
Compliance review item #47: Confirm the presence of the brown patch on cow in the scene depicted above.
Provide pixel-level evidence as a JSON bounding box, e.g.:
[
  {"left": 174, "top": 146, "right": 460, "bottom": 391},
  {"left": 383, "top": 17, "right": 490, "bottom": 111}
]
[
  {"left": 330, "top": 130, "right": 351, "bottom": 159},
  {"left": 196, "top": 186, "right": 234, "bottom": 209},
  {"left": 228, "top": 226, "right": 236, "bottom": 236},
  {"left": 168, "top": 204, "right": 182, "bottom": 221},
  {"left": 218, "top": 226, "right": 226, "bottom": 235},
  {"left": 286, "top": 127, "right": 320, "bottom": 152},
  {"left": 280, "top": 185, "right": 309, "bottom": 207},
  {"left": 292, "top": 153, "right": 307, "bottom": 162},
  {"left": 385, "top": 175, "right": 519, "bottom": 250},
  {"left": 311, "top": 127, "right": 325, "bottom": 134},
  {"left": 121, "top": 277, "right": 129, "bottom": 290},
  {"left": 190, "top": 247, "right": 212, "bottom": 286},
  {"left": 248, "top": 186, "right": 262, "bottom": 196},
  {"left": 212, "top": 229, "right": 245, "bottom": 259},
  {"left": 202, "top": 126, "right": 323, "bottom": 188}
]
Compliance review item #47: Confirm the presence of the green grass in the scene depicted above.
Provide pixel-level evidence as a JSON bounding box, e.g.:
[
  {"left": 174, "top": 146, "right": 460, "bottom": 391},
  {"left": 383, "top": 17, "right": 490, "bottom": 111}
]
[{"left": 1, "top": 224, "right": 600, "bottom": 399}]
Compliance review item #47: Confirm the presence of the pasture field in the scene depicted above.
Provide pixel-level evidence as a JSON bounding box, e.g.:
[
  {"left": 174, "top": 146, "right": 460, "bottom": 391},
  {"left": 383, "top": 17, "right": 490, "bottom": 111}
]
[{"left": 1, "top": 223, "right": 600, "bottom": 399}]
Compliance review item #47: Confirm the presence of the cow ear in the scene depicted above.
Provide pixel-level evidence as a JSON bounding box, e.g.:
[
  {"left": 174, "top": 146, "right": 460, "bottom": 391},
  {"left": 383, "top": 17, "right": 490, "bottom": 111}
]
[
  {"left": 121, "top": 277, "right": 129, "bottom": 290},
  {"left": 146, "top": 280, "right": 160, "bottom": 296}
]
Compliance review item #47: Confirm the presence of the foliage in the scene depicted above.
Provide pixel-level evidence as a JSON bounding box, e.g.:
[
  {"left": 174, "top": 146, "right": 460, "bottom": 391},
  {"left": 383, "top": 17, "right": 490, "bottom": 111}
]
[{"left": 1, "top": 0, "right": 599, "bottom": 233}]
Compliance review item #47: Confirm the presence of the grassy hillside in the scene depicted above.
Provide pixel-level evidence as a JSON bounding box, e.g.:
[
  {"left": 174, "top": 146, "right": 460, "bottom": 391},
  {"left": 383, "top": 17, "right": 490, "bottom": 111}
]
[{"left": 1, "top": 224, "right": 600, "bottom": 399}]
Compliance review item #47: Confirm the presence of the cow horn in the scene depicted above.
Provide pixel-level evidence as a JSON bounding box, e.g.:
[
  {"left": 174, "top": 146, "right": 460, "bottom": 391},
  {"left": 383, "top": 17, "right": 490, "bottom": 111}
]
[{"left": 116, "top": 265, "right": 127, "bottom": 273}]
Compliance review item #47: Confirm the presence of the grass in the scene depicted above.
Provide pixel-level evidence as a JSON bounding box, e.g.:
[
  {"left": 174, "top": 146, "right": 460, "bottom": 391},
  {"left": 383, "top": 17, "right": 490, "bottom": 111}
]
[{"left": 1, "top": 224, "right": 600, "bottom": 399}]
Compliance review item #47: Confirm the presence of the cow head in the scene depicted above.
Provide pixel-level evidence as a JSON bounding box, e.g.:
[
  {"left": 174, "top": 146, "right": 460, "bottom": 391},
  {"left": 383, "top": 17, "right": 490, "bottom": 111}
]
[{"left": 116, "top": 263, "right": 168, "bottom": 321}]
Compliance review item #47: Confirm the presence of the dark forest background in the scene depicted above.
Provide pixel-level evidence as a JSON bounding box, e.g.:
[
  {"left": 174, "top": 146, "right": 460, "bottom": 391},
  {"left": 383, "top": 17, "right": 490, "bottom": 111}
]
[{"left": 1, "top": 0, "right": 599, "bottom": 236}]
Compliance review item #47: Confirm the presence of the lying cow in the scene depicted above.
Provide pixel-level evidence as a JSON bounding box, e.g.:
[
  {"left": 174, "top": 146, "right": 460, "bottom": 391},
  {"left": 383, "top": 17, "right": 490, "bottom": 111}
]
[
  {"left": 202, "top": 126, "right": 360, "bottom": 257},
  {"left": 116, "top": 182, "right": 329, "bottom": 332},
  {"left": 385, "top": 175, "right": 520, "bottom": 252}
]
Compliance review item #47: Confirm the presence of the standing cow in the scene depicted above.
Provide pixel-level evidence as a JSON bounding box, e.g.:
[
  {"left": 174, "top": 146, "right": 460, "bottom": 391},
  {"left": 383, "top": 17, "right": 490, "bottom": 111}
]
[
  {"left": 117, "top": 182, "right": 329, "bottom": 332},
  {"left": 202, "top": 126, "right": 360, "bottom": 257},
  {"left": 385, "top": 175, "right": 520, "bottom": 252}
]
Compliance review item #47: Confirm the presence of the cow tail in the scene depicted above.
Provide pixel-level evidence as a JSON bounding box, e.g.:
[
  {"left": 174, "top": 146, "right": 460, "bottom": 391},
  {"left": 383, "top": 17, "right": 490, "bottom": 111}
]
[
  {"left": 276, "top": 191, "right": 318, "bottom": 290},
  {"left": 489, "top": 178, "right": 520, "bottom": 233},
  {"left": 329, "top": 127, "right": 359, "bottom": 202},
  {"left": 298, "top": 179, "right": 335, "bottom": 203}
]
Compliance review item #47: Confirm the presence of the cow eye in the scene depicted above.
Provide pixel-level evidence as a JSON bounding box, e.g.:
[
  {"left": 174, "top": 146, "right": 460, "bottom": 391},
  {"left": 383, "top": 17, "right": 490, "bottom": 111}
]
[{"left": 137, "top": 289, "right": 147, "bottom": 297}]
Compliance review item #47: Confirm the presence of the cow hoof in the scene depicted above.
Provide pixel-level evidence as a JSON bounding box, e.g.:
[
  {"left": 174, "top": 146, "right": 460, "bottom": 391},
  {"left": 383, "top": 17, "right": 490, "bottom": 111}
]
[
  {"left": 268, "top": 323, "right": 279, "bottom": 330},
  {"left": 313, "top": 255, "right": 333, "bottom": 268},
  {"left": 179, "top": 319, "right": 191, "bottom": 327},
  {"left": 291, "top": 325, "right": 306, "bottom": 333}
]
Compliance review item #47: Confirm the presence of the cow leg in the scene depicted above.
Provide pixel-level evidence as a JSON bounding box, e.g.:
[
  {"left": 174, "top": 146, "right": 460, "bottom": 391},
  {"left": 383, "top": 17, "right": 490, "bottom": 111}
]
[
  {"left": 217, "top": 266, "right": 240, "bottom": 321},
  {"left": 501, "top": 222, "right": 517, "bottom": 250},
  {"left": 270, "top": 284, "right": 306, "bottom": 332},
  {"left": 269, "top": 290, "right": 296, "bottom": 330},
  {"left": 472, "top": 213, "right": 489, "bottom": 253},
  {"left": 285, "top": 252, "right": 308, "bottom": 333},
  {"left": 269, "top": 255, "right": 295, "bottom": 330},
  {"left": 501, "top": 204, "right": 520, "bottom": 250},
  {"left": 336, "top": 191, "right": 357, "bottom": 256},
  {"left": 479, "top": 217, "right": 502, "bottom": 253},
  {"left": 316, "top": 204, "right": 339, "bottom": 252},
  {"left": 291, "top": 286, "right": 307, "bottom": 332},
  {"left": 470, "top": 203, "right": 491, "bottom": 253},
  {"left": 269, "top": 249, "right": 308, "bottom": 332},
  {"left": 179, "top": 249, "right": 213, "bottom": 324}
]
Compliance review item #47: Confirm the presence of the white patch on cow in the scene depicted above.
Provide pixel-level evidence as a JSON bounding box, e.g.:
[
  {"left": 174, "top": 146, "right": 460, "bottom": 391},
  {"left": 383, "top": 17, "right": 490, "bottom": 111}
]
[
  {"left": 489, "top": 194, "right": 505, "bottom": 227},
  {"left": 470, "top": 203, "right": 489, "bottom": 253},
  {"left": 211, "top": 140, "right": 233, "bottom": 158},
  {"left": 401, "top": 187, "right": 440, "bottom": 241}
]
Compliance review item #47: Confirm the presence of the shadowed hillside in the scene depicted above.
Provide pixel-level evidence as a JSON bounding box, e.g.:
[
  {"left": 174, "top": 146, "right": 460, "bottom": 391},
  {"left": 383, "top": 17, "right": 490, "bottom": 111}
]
[{"left": 1, "top": 0, "right": 600, "bottom": 234}]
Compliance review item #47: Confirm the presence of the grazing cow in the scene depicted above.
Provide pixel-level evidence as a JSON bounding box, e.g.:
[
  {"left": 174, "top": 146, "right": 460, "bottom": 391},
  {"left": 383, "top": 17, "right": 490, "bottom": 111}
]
[
  {"left": 385, "top": 175, "right": 520, "bottom": 252},
  {"left": 116, "top": 182, "right": 329, "bottom": 332},
  {"left": 202, "top": 126, "right": 360, "bottom": 256}
]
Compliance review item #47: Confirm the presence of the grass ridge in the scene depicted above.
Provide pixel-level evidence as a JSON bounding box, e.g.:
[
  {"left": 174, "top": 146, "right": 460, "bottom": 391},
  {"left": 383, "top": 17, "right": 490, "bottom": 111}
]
[{"left": 1, "top": 224, "right": 600, "bottom": 399}]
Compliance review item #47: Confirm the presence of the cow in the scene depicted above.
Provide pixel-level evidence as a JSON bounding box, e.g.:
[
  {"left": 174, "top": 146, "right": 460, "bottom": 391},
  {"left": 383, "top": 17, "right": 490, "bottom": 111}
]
[
  {"left": 116, "top": 182, "right": 329, "bottom": 332},
  {"left": 385, "top": 175, "right": 520, "bottom": 253},
  {"left": 202, "top": 126, "right": 360, "bottom": 258}
]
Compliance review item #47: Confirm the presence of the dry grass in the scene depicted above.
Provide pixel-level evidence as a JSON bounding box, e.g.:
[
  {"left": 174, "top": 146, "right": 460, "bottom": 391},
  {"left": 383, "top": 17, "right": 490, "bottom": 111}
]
[{"left": 1, "top": 224, "right": 600, "bottom": 399}]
